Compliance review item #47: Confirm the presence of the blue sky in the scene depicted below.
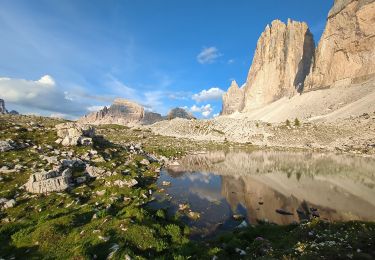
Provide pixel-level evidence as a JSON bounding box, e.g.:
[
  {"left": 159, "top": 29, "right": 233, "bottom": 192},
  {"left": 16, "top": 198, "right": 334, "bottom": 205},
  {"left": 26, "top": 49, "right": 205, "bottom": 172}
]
[{"left": 0, "top": 0, "right": 332, "bottom": 119}]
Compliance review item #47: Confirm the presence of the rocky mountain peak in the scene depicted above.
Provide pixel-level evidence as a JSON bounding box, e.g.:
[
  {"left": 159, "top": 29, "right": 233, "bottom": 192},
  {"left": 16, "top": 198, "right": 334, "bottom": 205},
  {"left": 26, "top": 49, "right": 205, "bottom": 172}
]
[
  {"left": 221, "top": 80, "right": 245, "bottom": 115},
  {"left": 79, "top": 99, "right": 150, "bottom": 126},
  {"left": 241, "top": 19, "right": 314, "bottom": 111},
  {"left": 0, "top": 99, "right": 6, "bottom": 114},
  {"left": 229, "top": 80, "right": 239, "bottom": 90},
  {"left": 167, "top": 108, "right": 195, "bottom": 120},
  {"left": 0, "top": 99, "right": 19, "bottom": 115}
]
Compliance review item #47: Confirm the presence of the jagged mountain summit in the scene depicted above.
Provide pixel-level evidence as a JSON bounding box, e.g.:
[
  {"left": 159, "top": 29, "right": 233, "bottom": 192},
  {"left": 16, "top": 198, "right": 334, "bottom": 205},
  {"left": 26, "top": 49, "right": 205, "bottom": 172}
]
[
  {"left": 0, "top": 99, "right": 6, "bottom": 114},
  {"left": 167, "top": 108, "right": 196, "bottom": 120},
  {"left": 221, "top": 0, "right": 375, "bottom": 116},
  {"left": 79, "top": 99, "right": 195, "bottom": 126},
  {"left": 221, "top": 80, "right": 245, "bottom": 115},
  {"left": 79, "top": 99, "right": 148, "bottom": 126},
  {"left": 0, "top": 99, "right": 19, "bottom": 115},
  {"left": 242, "top": 19, "right": 314, "bottom": 111}
]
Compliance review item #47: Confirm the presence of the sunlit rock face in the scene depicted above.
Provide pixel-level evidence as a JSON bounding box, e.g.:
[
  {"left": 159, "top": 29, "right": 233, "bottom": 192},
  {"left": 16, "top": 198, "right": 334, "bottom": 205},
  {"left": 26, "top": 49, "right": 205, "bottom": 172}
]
[
  {"left": 242, "top": 19, "right": 315, "bottom": 111},
  {"left": 304, "top": 0, "right": 375, "bottom": 90},
  {"left": 221, "top": 80, "right": 245, "bottom": 115},
  {"left": 170, "top": 150, "right": 375, "bottom": 224}
]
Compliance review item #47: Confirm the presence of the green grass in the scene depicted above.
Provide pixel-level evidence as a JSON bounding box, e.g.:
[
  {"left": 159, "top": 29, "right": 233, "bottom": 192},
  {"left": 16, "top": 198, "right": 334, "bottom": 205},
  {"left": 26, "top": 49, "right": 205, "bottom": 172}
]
[{"left": 0, "top": 115, "right": 374, "bottom": 259}]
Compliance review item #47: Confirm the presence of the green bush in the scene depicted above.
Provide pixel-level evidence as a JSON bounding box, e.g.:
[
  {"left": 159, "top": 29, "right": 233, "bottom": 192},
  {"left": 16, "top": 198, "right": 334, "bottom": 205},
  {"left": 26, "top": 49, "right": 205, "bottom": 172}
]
[{"left": 294, "top": 118, "right": 300, "bottom": 127}]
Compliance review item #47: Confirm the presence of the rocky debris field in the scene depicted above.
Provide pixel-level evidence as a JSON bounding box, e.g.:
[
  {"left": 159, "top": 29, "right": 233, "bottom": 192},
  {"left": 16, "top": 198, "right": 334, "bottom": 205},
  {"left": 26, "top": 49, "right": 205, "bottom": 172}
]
[
  {"left": 0, "top": 114, "right": 374, "bottom": 259},
  {"left": 150, "top": 112, "right": 375, "bottom": 156}
]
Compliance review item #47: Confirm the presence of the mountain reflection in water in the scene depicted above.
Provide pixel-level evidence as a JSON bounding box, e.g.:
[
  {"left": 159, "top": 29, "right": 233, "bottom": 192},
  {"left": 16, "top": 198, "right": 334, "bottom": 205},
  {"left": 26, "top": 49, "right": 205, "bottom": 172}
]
[{"left": 153, "top": 150, "right": 375, "bottom": 237}]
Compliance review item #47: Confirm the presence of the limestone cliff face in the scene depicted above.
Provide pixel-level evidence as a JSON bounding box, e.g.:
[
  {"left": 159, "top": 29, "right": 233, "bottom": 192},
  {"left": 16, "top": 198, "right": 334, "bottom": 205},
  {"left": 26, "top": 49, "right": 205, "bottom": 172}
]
[
  {"left": 304, "top": 0, "right": 375, "bottom": 90},
  {"left": 221, "top": 80, "right": 245, "bottom": 115},
  {"left": 79, "top": 99, "right": 163, "bottom": 126},
  {"left": 242, "top": 19, "right": 315, "bottom": 111}
]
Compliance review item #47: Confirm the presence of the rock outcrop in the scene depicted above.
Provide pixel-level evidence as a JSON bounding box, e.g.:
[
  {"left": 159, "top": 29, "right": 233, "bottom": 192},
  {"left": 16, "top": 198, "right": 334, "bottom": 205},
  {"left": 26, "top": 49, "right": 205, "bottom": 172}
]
[
  {"left": 304, "top": 0, "right": 375, "bottom": 90},
  {"left": 242, "top": 19, "right": 315, "bottom": 111},
  {"left": 0, "top": 99, "right": 18, "bottom": 115},
  {"left": 25, "top": 167, "right": 72, "bottom": 194},
  {"left": 142, "top": 112, "right": 164, "bottom": 125},
  {"left": 55, "top": 122, "right": 95, "bottom": 146},
  {"left": 221, "top": 81, "right": 245, "bottom": 115},
  {"left": 167, "top": 108, "right": 195, "bottom": 120},
  {"left": 0, "top": 99, "right": 6, "bottom": 114},
  {"left": 0, "top": 140, "right": 15, "bottom": 152},
  {"left": 79, "top": 99, "right": 164, "bottom": 126}
]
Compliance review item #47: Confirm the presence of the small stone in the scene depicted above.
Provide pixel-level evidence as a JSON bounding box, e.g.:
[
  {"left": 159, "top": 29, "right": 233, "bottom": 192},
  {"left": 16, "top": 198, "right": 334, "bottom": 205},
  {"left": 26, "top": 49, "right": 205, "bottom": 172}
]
[
  {"left": 233, "top": 214, "right": 245, "bottom": 220},
  {"left": 178, "top": 203, "right": 189, "bottom": 211},
  {"left": 235, "top": 248, "right": 246, "bottom": 255},
  {"left": 140, "top": 159, "right": 150, "bottom": 166},
  {"left": 187, "top": 211, "right": 200, "bottom": 220},
  {"left": 162, "top": 181, "right": 171, "bottom": 186},
  {"left": 96, "top": 190, "right": 106, "bottom": 196},
  {"left": 3, "top": 199, "right": 16, "bottom": 209},
  {"left": 76, "top": 176, "right": 87, "bottom": 184},
  {"left": 236, "top": 220, "right": 248, "bottom": 229},
  {"left": 98, "top": 235, "right": 110, "bottom": 242}
]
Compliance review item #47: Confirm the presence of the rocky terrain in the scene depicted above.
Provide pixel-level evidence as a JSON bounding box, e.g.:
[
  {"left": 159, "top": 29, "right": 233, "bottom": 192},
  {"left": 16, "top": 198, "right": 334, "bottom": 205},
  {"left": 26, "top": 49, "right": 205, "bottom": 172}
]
[
  {"left": 1, "top": 114, "right": 374, "bottom": 259},
  {"left": 150, "top": 111, "right": 375, "bottom": 155}
]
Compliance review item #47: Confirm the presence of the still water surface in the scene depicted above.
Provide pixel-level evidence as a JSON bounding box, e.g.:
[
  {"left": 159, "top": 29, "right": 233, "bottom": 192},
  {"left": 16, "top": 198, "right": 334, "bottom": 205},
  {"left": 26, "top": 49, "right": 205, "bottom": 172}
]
[{"left": 150, "top": 150, "right": 375, "bottom": 238}]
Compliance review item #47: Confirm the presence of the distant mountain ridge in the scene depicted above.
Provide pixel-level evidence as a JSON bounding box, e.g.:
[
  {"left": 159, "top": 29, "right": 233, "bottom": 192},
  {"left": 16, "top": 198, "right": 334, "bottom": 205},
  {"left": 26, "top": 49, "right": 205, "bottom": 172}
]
[{"left": 78, "top": 98, "right": 195, "bottom": 126}]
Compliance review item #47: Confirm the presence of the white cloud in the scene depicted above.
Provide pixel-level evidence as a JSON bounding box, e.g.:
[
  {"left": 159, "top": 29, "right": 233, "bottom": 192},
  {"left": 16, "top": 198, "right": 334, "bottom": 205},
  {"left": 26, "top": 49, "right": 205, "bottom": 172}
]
[
  {"left": 192, "top": 87, "right": 225, "bottom": 102},
  {"left": 213, "top": 113, "right": 220, "bottom": 118},
  {"left": 50, "top": 113, "right": 67, "bottom": 119},
  {"left": 227, "top": 59, "right": 235, "bottom": 64},
  {"left": 197, "top": 46, "right": 221, "bottom": 64},
  {"left": 38, "top": 75, "right": 56, "bottom": 86},
  {"left": 87, "top": 105, "right": 106, "bottom": 112},
  {"left": 189, "top": 104, "right": 213, "bottom": 117},
  {"left": 0, "top": 75, "right": 89, "bottom": 118}
]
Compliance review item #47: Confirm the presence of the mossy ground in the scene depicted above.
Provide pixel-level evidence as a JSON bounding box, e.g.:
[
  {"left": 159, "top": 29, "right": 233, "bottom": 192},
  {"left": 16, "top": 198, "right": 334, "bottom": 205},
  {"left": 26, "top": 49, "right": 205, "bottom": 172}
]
[{"left": 0, "top": 115, "right": 374, "bottom": 259}]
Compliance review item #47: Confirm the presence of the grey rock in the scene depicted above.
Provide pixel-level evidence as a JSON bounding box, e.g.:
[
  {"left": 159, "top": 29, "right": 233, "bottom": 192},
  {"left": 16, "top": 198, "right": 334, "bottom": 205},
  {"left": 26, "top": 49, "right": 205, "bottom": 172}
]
[
  {"left": 113, "top": 179, "right": 138, "bottom": 188},
  {"left": 86, "top": 165, "right": 105, "bottom": 178},
  {"left": 3, "top": 199, "right": 16, "bottom": 209},
  {"left": 140, "top": 158, "right": 150, "bottom": 166},
  {"left": 55, "top": 122, "right": 95, "bottom": 146},
  {"left": 25, "top": 168, "right": 72, "bottom": 194},
  {"left": 0, "top": 140, "right": 15, "bottom": 152}
]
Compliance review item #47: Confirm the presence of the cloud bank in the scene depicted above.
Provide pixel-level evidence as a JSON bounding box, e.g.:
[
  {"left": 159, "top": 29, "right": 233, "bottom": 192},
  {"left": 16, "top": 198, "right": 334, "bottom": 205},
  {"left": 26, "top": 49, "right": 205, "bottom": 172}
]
[
  {"left": 0, "top": 75, "right": 91, "bottom": 118},
  {"left": 190, "top": 104, "right": 213, "bottom": 117},
  {"left": 192, "top": 87, "right": 225, "bottom": 102}
]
